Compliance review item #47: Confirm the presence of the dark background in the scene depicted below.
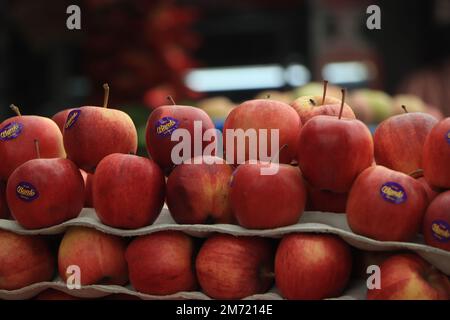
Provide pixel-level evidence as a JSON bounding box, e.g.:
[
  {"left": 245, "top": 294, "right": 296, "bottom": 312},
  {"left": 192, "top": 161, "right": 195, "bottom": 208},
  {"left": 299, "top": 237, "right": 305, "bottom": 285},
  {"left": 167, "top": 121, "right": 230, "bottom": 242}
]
[{"left": 0, "top": 0, "right": 449, "bottom": 119}]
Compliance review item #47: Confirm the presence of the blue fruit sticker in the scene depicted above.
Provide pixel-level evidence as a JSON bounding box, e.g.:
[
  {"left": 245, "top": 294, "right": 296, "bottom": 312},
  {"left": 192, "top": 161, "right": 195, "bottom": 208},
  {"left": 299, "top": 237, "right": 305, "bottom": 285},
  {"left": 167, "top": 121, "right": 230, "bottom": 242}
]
[
  {"left": 0, "top": 122, "right": 23, "bottom": 141},
  {"left": 431, "top": 220, "right": 450, "bottom": 242},
  {"left": 155, "top": 117, "right": 179, "bottom": 137},
  {"left": 16, "top": 182, "right": 39, "bottom": 202},
  {"left": 446, "top": 130, "right": 450, "bottom": 145},
  {"left": 380, "top": 182, "right": 407, "bottom": 204},
  {"left": 65, "top": 109, "right": 81, "bottom": 129}
]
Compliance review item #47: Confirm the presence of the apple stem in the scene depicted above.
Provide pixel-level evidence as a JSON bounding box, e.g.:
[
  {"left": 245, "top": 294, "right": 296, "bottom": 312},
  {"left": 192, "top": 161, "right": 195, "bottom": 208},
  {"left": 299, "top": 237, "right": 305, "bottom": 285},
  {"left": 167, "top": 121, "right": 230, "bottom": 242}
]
[
  {"left": 10, "top": 104, "right": 21, "bottom": 116},
  {"left": 34, "top": 139, "right": 41, "bottom": 159},
  {"left": 322, "top": 80, "right": 329, "bottom": 105},
  {"left": 270, "top": 144, "right": 288, "bottom": 164},
  {"left": 408, "top": 169, "right": 424, "bottom": 179},
  {"left": 103, "top": 83, "right": 110, "bottom": 108},
  {"left": 167, "top": 95, "right": 176, "bottom": 105},
  {"left": 309, "top": 99, "right": 316, "bottom": 106},
  {"left": 401, "top": 105, "right": 408, "bottom": 113},
  {"left": 338, "top": 89, "right": 346, "bottom": 120}
]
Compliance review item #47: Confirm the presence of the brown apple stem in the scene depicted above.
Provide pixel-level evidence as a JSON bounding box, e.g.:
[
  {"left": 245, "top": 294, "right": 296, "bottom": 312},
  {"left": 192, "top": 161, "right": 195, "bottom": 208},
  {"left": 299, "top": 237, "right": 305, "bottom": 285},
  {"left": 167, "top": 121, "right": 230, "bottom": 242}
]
[
  {"left": 408, "top": 169, "right": 424, "bottom": 179},
  {"left": 9, "top": 104, "right": 21, "bottom": 116},
  {"left": 103, "top": 83, "right": 110, "bottom": 108},
  {"left": 167, "top": 95, "right": 176, "bottom": 105},
  {"left": 401, "top": 105, "right": 408, "bottom": 113},
  {"left": 270, "top": 144, "right": 288, "bottom": 164},
  {"left": 322, "top": 80, "right": 329, "bottom": 104},
  {"left": 309, "top": 99, "right": 316, "bottom": 106},
  {"left": 34, "top": 139, "right": 41, "bottom": 159},
  {"left": 338, "top": 89, "right": 346, "bottom": 120}
]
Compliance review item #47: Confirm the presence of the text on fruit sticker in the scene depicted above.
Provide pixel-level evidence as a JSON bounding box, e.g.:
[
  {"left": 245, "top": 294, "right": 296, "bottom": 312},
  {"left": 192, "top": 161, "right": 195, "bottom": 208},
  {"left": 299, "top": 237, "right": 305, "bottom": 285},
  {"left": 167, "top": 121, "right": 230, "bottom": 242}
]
[
  {"left": 16, "top": 182, "right": 39, "bottom": 202},
  {"left": 446, "top": 130, "right": 450, "bottom": 145},
  {"left": 0, "top": 122, "right": 23, "bottom": 141},
  {"left": 431, "top": 220, "right": 450, "bottom": 242},
  {"left": 379, "top": 182, "right": 407, "bottom": 204},
  {"left": 156, "top": 117, "right": 180, "bottom": 137},
  {"left": 65, "top": 109, "right": 81, "bottom": 129}
]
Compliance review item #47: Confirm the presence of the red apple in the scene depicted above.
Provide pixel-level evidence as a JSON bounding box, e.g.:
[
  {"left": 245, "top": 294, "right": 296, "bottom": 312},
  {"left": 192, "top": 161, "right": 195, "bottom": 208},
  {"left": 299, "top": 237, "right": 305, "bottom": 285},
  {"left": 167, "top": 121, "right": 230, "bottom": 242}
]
[
  {"left": 306, "top": 183, "right": 348, "bottom": 213},
  {"left": 146, "top": 102, "right": 216, "bottom": 175},
  {"left": 58, "top": 227, "right": 128, "bottom": 286},
  {"left": 6, "top": 141, "right": 85, "bottom": 229},
  {"left": 125, "top": 231, "right": 197, "bottom": 295},
  {"left": 229, "top": 161, "right": 307, "bottom": 229},
  {"left": 93, "top": 153, "right": 165, "bottom": 229},
  {"left": 0, "top": 105, "right": 65, "bottom": 180},
  {"left": 423, "top": 118, "right": 450, "bottom": 189},
  {"left": 423, "top": 191, "right": 450, "bottom": 251},
  {"left": 167, "top": 156, "right": 234, "bottom": 224},
  {"left": 223, "top": 99, "right": 301, "bottom": 165},
  {"left": 290, "top": 96, "right": 355, "bottom": 124},
  {"left": 80, "top": 170, "right": 94, "bottom": 208},
  {"left": 0, "top": 230, "right": 55, "bottom": 290},
  {"left": 367, "top": 253, "right": 450, "bottom": 300},
  {"left": 196, "top": 234, "right": 274, "bottom": 299},
  {"left": 347, "top": 165, "right": 428, "bottom": 242},
  {"left": 0, "top": 181, "right": 10, "bottom": 219},
  {"left": 51, "top": 109, "right": 72, "bottom": 133},
  {"left": 63, "top": 84, "right": 138, "bottom": 173},
  {"left": 374, "top": 110, "right": 438, "bottom": 174},
  {"left": 275, "top": 233, "right": 352, "bottom": 300},
  {"left": 297, "top": 97, "right": 374, "bottom": 192}
]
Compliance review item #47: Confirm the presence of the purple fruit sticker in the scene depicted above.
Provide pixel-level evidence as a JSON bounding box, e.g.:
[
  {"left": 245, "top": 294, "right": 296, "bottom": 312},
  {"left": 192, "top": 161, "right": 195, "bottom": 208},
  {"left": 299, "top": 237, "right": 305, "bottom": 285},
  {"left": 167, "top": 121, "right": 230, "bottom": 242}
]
[{"left": 380, "top": 182, "right": 407, "bottom": 204}]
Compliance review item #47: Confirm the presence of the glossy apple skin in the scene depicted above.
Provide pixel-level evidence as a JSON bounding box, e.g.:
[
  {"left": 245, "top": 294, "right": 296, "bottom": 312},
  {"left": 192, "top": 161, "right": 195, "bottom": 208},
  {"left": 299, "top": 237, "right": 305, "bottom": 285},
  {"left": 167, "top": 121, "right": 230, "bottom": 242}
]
[
  {"left": 422, "top": 191, "right": 450, "bottom": 251},
  {"left": 374, "top": 113, "right": 438, "bottom": 174},
  {"left": 297, "top": 115, "right": 374, "bottom": 192},
  {"left": 417, "top": 177, "right": 439, "bottom": 204},
  {"left": 125, "top": 231, "right": 197, "bottom": 295},
  {"left": 0, "top": 115, "right": 65, "bottom": 180},
  {"left": 80, "top": 170, "right": 94, "bottom": 208},
  {"left": 290, "top": 95, "right": 355, "bottom": 124},
  {"left": 347, "top": 166, "right": 428, "bottom": 242},
  {"left": 63, "top": 106, "right": 138, "bottom": 173},
  {"left": 93, "top": 154, "right": 165, "bottom": 229},
  {"left": 146, "top": 105, "right": 216, "bottom": 175},
  {"left": 230, "top": 162, "right": 307, "bottom": 229},
  {"left": 58, "top": 227, "right": 128, "bottom": 286},
  {"left": 196, "top": 234, "right": 274, "bottom": 299},
  {"left": 367, "top": 254, "right": 450, "bottom": 300},
  {"left": 423, "top": 118, "right": 450, "bottom": 189},
  {"left": 167, "top": 156, "right": 234, "bottom": 224},
  {"left": 275, "top": 233, "right": 352, "bottom": 300},
  {"left": 0, "top": 230, "right": 55, "bottom": 290},
  {"left": 223, "top": 99, "right": 301, "bottom": 165},
  {"left": 306, "top": 183, "right": 348, "bottom": 213},
  {"left": 51, "top": 109, "right": 72, "bottom": 133},
  {"left": 7, "top": 158, "right": 85, "bottom": 229},
  {"left": 0, "top": 181, "right": 10, "bottom": 219}
]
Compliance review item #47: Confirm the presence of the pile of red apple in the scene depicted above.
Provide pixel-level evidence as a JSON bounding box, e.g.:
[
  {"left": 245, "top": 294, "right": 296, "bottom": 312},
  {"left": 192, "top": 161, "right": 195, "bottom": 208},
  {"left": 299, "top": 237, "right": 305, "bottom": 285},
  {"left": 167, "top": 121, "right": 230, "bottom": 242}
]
[{"left": 0, "top": 82, "right": 449, "bottom": 300}]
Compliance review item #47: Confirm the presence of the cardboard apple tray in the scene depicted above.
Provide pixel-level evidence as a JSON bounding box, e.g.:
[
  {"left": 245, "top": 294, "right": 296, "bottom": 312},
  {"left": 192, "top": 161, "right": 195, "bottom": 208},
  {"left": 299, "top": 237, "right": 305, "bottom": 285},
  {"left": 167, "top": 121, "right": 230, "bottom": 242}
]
[{"left": 1, "top": 207, "right": 449, "bottom": 300}]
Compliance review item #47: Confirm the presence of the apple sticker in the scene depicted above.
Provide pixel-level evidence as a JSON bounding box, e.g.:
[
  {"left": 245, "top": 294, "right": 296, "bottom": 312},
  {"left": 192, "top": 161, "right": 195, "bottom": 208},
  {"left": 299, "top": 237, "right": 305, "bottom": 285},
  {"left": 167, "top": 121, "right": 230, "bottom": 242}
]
[
  {"left": 0, "top": 122, "right": 24, "bottom": 141},
  {"left": 16, "top": 182, "right": 39, "bottom": 202},
  {"left": 380, "top": 182, "right": 407, "bottom": 204},
  {"left": 431, "top": 220, "right": 450, "bottom": 242},
  {"left": 65, "top": 109, "right": 81, "bottom": 130},
  {"left": 155, "top": 117, "right": 179, "bottom": 138}
]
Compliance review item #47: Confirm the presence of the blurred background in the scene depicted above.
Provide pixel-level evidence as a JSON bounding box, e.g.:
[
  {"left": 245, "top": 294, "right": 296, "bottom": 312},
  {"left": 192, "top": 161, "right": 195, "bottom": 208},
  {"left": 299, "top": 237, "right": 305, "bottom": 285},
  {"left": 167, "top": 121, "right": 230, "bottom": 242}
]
[{"left": 1, "top": 0, "right": 449, "bottom": 149}]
